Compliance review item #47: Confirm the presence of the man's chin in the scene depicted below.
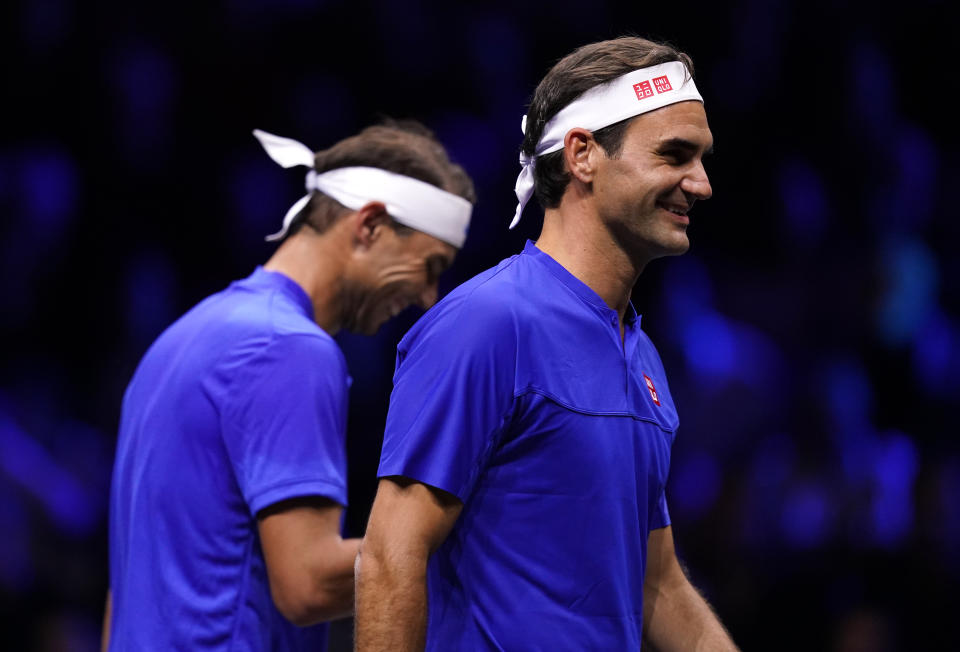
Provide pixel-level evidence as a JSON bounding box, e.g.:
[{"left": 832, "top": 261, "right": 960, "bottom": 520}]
[
  {"left": 665, "top": 239, "right": 691, "bottom": 256},
  {"left": 366, "top": 311, "right": 397, "bottom": 335},
  {"left": 341, "top": 313, "right": 384, "bottom": 336},
  {"left": 643, "top": 237, "right": 690, "bottom": 263},
  {"left": 358, "top": 320, "right": 385, "bottom": 336},
  {"left": 659, "top": 230, "right": 691, "bottom": 256},
  {"left": 352, "top": 304, "right": 415, "bottom": 335}
]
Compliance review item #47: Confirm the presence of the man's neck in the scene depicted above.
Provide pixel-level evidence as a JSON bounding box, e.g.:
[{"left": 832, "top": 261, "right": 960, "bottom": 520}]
[
  {"left": 536, "top": 199, "right": 644, "bottom": 323},
  {"left": 263, "top": 229, "right": 350, "bottom": 334}
]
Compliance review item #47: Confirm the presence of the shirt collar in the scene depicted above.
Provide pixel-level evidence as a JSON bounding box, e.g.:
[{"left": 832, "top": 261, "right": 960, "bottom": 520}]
[
  {"left": 244, "top": 266, "right": 316, "bottom": 322},
  {"left": 521, "top": 240, "right": 640, "bottom": 327}
]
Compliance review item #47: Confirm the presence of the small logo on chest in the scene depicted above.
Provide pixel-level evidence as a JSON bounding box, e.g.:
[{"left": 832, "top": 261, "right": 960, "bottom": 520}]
[{"left": 643, "top": 374, "right": 661, "bottom": 406}]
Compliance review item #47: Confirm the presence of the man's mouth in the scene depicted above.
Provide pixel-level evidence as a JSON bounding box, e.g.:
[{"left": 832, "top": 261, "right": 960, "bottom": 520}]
[{"left": 657, "top": 201, "right": 690, "bottom": 217}]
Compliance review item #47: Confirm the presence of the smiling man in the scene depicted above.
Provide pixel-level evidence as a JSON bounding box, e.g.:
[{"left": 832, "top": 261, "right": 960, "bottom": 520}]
[
  {"left": 104, "top": 121, "right": 474, "bottom": 651},
  {"left": 356, "top": 38, "right": 739, "bottom": 650}
]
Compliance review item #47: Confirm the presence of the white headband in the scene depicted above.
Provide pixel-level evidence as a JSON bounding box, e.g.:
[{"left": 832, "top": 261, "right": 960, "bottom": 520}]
[
  {"left": 512, "top": 60, "right": 703, "bottom": 228},
  {"left": 252, "top": 129, "right": 473, "bottom": 248}
]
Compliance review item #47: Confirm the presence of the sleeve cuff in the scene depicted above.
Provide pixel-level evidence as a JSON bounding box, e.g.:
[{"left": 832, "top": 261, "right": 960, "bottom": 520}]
[{"left": 247, "top": 478, "right": 348, "bottom": 515}]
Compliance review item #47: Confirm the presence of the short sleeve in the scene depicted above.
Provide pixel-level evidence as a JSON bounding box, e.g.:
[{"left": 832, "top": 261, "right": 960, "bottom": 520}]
[
  {"left": 648, "top": 429, "right": 672, "bottom": 531},
  {"left": 649, "top": 487, "right": 671, "bottom": 530},
  {"left": 217, "top": 333, "right": 350, "bottom": 514},
  {"left": 377, "top": 296, "right": 519, "bottom": 502}
]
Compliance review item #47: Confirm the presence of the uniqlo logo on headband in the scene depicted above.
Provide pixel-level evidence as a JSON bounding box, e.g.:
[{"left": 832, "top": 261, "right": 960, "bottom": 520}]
[
  {"left": 633, "top": 81, "right": 654, "bottom": 100},
  {"left": 653, "top": 75, "right": 673, "bottom": 93},
  {"left": 643, "top": 374, "right": 662, "bottom": 406}
]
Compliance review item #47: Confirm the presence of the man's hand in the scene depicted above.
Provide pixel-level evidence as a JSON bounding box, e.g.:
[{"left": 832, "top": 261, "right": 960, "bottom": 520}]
[
  {"left": 258, "top": 496, "right": 361, "bottom": 626},
  {"left": 355, "top": 477, "right": 462, "bottom": 652},
  {"left": 643, "top": 526, "right": 739, "bottom": 651}
]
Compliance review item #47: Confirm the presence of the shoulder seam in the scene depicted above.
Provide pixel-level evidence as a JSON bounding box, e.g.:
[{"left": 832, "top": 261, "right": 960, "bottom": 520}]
[
  {"left": 411, "top": 255, "right": 525, "bottom": 335},
  {"left": 457, "top": 256, "right": 526, "bottom": 317}
]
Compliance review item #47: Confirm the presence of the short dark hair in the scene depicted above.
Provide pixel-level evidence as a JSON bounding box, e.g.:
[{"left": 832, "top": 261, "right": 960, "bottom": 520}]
[
  {"left": 284, "top": 119, "right": 476, "bottom": 239},
  {"left": 521, "top": 36, "right": 695, "bottom": 210}
]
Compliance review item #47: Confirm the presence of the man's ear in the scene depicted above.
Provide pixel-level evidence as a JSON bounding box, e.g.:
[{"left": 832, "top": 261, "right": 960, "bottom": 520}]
[
  {"left": 353, "top": 201, "right": 391, "bottom": 249},
  {"left": 563, "top": 128, "right": 601, "bottom": 184}
]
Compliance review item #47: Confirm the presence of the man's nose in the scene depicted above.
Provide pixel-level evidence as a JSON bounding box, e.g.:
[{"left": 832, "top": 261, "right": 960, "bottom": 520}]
[{"left": 682, "top": 162, "right": 712, "bottom": 200}]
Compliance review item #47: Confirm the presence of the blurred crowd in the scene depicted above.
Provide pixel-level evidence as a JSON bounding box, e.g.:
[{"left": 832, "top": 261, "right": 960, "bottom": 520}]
[{"left": 1, "top": 0, "right": 957, "bottom": 649}]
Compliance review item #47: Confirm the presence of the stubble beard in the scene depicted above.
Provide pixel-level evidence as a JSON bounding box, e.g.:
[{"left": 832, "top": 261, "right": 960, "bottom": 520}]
[
  {"left": 338, "top": 278, "right": 379, "bottom": 335},
  {"left": 605, "top": 213, "right": 689, "bottom": 274}
]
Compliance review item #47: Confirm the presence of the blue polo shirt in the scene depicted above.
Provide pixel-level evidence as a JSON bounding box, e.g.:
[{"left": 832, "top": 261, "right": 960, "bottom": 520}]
[
  {"left": 108, "top": 267, "right": 350, "bottom": 651},
  {"left": 379, "top": 240, "right": 677, "bottom": 650}
]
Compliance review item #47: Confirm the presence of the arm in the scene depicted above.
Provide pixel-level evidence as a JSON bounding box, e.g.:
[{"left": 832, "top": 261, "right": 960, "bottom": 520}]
[
  {"left": 100, "top": 590, "right": 111, "bottom": 652},
  {"left": 643, "top": 526, "right": 739, "bottom": 652},
  {"left": 258, "top": 496, "right": 361, "bottom": 626},
  {"left": 355, "top": 477, "right": 463, "bottom": 652}
]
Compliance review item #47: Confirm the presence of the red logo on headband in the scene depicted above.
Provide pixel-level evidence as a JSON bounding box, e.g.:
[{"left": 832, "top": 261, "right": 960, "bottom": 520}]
[
  {"left": 643, "top": 374, "right": 662, "bottom": 406},
  {"left": 653, "top": 75, "right": 673, "bottom": 94},
  {"left": 633, "top": 81, "right": 654, "bottom": 100}
]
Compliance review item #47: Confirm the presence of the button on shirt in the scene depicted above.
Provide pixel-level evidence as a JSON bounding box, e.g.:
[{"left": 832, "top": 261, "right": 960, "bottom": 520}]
[
  {"left": 108, "top": 267, "right": 350, "bottom": 651},
  {"left": 379, "top": 241, "right": 678, "bottom": 650}
]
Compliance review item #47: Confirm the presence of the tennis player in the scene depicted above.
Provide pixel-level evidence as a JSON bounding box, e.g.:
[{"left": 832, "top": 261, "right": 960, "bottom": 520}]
[
  {"left": 104, "top": 120, "right": 475, "bottom": 651},
  {"left": 356, "top": 38, "right": 739, "bottom": 650}
]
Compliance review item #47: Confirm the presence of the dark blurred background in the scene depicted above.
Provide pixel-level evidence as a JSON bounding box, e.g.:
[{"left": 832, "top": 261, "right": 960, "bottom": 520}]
[{"left": 1, "top": 0, "right": 958, "bottom": 650}]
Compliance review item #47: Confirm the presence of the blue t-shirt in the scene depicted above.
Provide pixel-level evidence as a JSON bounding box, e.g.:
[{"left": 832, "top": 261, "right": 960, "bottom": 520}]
[
  {"left": 108, "top": 267, "right": 350, "bottom": 651},
  {"left": 379, "top": 241, "right": 677, "bottom": 650}
]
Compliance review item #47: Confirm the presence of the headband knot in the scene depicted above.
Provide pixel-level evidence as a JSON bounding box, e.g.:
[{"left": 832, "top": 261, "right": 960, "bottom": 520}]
[{"left": 253, "top": 129, "right": 473, "bottom": 247}]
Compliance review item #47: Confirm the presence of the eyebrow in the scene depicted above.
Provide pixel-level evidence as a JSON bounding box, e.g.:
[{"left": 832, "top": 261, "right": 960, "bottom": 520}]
[{"left": 659, "top": 137, "right": 714, "bottom": 157}]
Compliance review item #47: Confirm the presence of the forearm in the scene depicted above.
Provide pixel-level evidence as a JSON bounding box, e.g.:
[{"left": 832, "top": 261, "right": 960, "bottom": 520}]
[
  {"left": 643, "top": 570, "right": 738, "bottom": 652},
  {"left": 268, "top": 533, "right": 361, "bottom": 626},
  {"left": 308, "top": 536, "right": 362, "bottom": 621},
  {"left": 354, "top": 539, "right": 428, "bottom": 652}
]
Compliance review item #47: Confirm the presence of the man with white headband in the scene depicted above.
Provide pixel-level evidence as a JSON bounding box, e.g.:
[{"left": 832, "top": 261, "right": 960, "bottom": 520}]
[
  {"left": 104, "top": 120, "right": 475, "bottom": 651},
  {"left": 357, "top": 38, "right": 738, "bottom": 650}
]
